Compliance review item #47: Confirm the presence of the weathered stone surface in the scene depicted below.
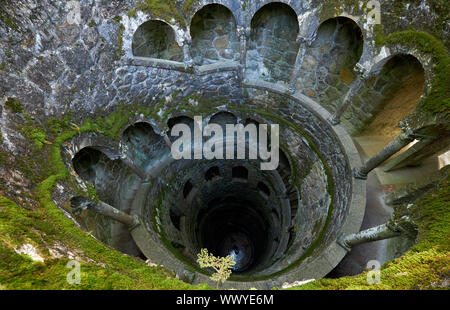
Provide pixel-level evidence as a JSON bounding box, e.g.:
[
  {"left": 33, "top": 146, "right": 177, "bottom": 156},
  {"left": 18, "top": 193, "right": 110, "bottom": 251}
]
[
  {"left": 0, "top": 0, "right": 445, "bottom": 290},
  {"left": 81, "top": 26, "right": 99, "bottom": 50},
  {"left": 60, "top": 45, "right": 94, "bottom": 75},
  {"left": 213, "top": 35, "right": 229, "bottom": 50}
]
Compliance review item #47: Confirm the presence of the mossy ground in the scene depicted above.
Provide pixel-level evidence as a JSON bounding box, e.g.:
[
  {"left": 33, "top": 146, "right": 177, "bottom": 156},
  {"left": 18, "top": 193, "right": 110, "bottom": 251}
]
[
  {"left": 0, "top": 197, "right": 209, "bottom": 289},
  {"left": 290, "top": 176, "right": 450, "bottom": 290}
]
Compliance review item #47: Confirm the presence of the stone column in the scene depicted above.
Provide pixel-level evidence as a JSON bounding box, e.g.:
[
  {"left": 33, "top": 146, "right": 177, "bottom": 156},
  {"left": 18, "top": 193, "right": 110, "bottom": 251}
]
[
  {"left": 338, "top": 216, "right": 414, "bottom": 251},
  {"left": 288, "top": 36, "right": 313, "bottom": 93},
  {"left": 329, "top": 71, "right": 367, "bottom": 125},
  {"left": 103, "top": 151, "right": 147, "bottom": 180},
  {"left": 354, "top": 130, "right": 416, "bottom": 179},
  {"left": 71, "top": 197, "right": 139, "bottom": 228},
  {"left": 119, "top": 154, "right": 147, "bottom": 180},
  {"left": 182, "top": 37, "right": 194, "bottom": 68},
  {"left": 163, "top": 133, "right": 172, "bottom": 148},
  {"left": 238, "top": 26, "right": 251, "bottom": 79},
  {"left": 338, "top": 223, "right": 400, "bottom": 251}
]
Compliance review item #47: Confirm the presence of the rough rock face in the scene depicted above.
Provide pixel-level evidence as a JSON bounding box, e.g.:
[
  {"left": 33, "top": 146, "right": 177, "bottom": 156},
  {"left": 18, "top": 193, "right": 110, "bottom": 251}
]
[{"left": 0, "top": 0, "right": 448, "bottom": 290}]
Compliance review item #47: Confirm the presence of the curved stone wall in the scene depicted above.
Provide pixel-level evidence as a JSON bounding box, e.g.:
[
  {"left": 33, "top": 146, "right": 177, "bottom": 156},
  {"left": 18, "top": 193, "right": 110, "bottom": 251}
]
[
  {"left": 0, "top": 0, "right": 447, "bottom": 290},
  {"left": 57, "top": 82, "right": 365, "bottom": 288}
]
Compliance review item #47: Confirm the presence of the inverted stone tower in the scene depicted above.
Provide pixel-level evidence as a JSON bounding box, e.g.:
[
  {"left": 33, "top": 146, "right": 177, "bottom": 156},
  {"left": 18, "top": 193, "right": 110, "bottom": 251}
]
[{"left": 0, "top": 0, "right": 448, "bottom": 290}]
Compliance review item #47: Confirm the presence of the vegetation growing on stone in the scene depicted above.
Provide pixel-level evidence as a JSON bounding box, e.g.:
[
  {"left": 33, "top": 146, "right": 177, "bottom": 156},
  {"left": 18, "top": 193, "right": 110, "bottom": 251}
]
[
  {"left": 4, "top": 97, "right": 23, "bottom": 113},
  {"left": 19, "top": 123, "right": 48, "bottom": 150},
  {"left": 290, "top": 175, "right": 450, "bottom": 290},
  {"left": 0, "top": 196, "right": 209, "bottom": 289},
  {"left": 0, "top": 9, "right": 18, "bottom": 31},
  {"left": 0, "top": 103, "right": 217, "bottom": 289},
  {"left": 128, "top": 0, "right": 202, "bottom": 26},
  {"left": 115, "top": 23, "right": 125, "bottom": 61}
]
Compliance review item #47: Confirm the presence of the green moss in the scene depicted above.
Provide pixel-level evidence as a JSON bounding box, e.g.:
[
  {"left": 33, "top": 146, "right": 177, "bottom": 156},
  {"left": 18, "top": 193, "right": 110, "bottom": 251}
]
[
  {"left": 408, "top": 177, "right": 450, "bottom": 253},
  {"left": 4, "top": 97, "right": 23, "bottom": 113},
  {"left": 378, "top": 0, "right": 449, "bottom": 47},
  {"left": 88, "top": 19, "right": 95, "bottom": 27},
  {"left": 129, "top": 0, "right": 201, "bottom": 26},
  {"left": 112, "top": 15, "right": 122, "bottom": 24},
  {"left": 19, "top": 124, "right": 48, "bottom": 150},
  {"left": 0, "top": 100, "right": 215, "bottom": 288},
  {"left": 375, "top": 30, "right": 450, "bottom": 117},
  {"left": 85, "top": 183, "right": 99, "bottom": 204},
  {"left": 290, "top": 175, "right": 450, "bottom": 290},
  {"left": 240, "top": 0, "right": 250, "bottom": 11},
  {"left": 0, "top": 11, "right": 18, "bottom": 31},
  {"left": 0, "top": 152, "right": 5, "bottom": 166},
  {"left": 115, "top": 23, "right": 125, "bottom": 61},
  {"left": 129, "top": 1, "right": 181, "bottom": 24},
  {"left": 45, "top": 115, "right": 73, "bottom": 136},
  {"left": 317, "top": 0, "right": 370, "bottom": 22},
  {"left": 0, "top": 197, "right": 209, "bottom": 289}
]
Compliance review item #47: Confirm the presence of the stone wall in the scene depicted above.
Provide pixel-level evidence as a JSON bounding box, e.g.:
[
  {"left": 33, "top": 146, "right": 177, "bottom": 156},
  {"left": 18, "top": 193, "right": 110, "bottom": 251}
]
[
  {"left": 120, "top": 122, "right": 168, "bottom": 172},
  {"left": 191, "top": 4, "right": 240, "bottom": 65},
  {"left": 246, "top": 2, "right": 299, "bottom": 84},
  {"left": 132, "top": 20, "right": 184, "bottom": 61},
  {"left": 0, "top": 0, "right": 446, "bottom": 288},
  {"left": 295, "top": 17, "right": 363, "bottom": 114},
  {"left": 343, "top": 54, "right": 425, "bottom": 135},
  {"left": 71, "top": 146, "right": 142, "bottom": 255},
  {"left": 244, "top": 87, "right": 353, "bottom": 264}
]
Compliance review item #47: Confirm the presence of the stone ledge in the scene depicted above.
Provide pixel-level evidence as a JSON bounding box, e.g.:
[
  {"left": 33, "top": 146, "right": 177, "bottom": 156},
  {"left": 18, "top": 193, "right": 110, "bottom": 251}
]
[
  {"left": 128, "top": 57, "right": 240, "bottom": 76},
  {"left": 128, "top": 56, "right": 194, "bottom": 73},
  {"left": 195, "top": 61, "right": 241, "bottom": 75}
]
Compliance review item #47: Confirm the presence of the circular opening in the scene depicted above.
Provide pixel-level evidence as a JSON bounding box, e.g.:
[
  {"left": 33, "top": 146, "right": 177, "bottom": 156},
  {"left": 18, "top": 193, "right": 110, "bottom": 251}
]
[{"left": 197, "top": 195, "right": 268, "bottom": 273}]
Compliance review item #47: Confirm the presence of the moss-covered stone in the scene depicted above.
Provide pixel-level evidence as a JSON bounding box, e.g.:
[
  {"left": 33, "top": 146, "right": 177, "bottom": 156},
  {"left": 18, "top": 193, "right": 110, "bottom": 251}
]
[
  {"left": 375, "top": 30, "right": 450, "bottom": 119},
  {"left": 0, "top": 10, "right": 18, "bottom": 31},
  {"left": 19, "top": 125, "right": 48, "bottom": 150},
  {"left": 4, "top": 97, "right": 23, "bottom": 113},
  {"left": 115, "top": 23, "right": 125, "bottom": 61},
  {"left": 128, "top": 0, "right": 202, "bottom": 26},
  {"left": 290, "top": 175, "right": 450, "bottom": 290},
  {"left": 0, "top": 197, "right": 210, "bottom": 289},
  {"left": 0, "top": 100, "right": 220, "bottom": 289}
]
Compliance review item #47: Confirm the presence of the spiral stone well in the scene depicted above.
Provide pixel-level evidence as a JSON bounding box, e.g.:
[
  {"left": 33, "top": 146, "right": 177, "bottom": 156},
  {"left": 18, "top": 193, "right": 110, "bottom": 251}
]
[
  {"left": 66, "top": 88, "right": 365, "bottom": 288},
  {"left": 1, "top": 0, "right": 448, "bottom": 290}
]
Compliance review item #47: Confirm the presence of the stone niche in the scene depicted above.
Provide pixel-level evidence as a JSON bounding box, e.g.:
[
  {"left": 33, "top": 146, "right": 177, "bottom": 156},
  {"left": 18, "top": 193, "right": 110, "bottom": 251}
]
[
  {"left": 190, "top": 4, "right": 240, "bottom": 65},
  {"left": 246, "top": 2, "right": 300, "bottom": 83},
  {"left": 132, "top": 20, "right": 184, "bottom": 61}
]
